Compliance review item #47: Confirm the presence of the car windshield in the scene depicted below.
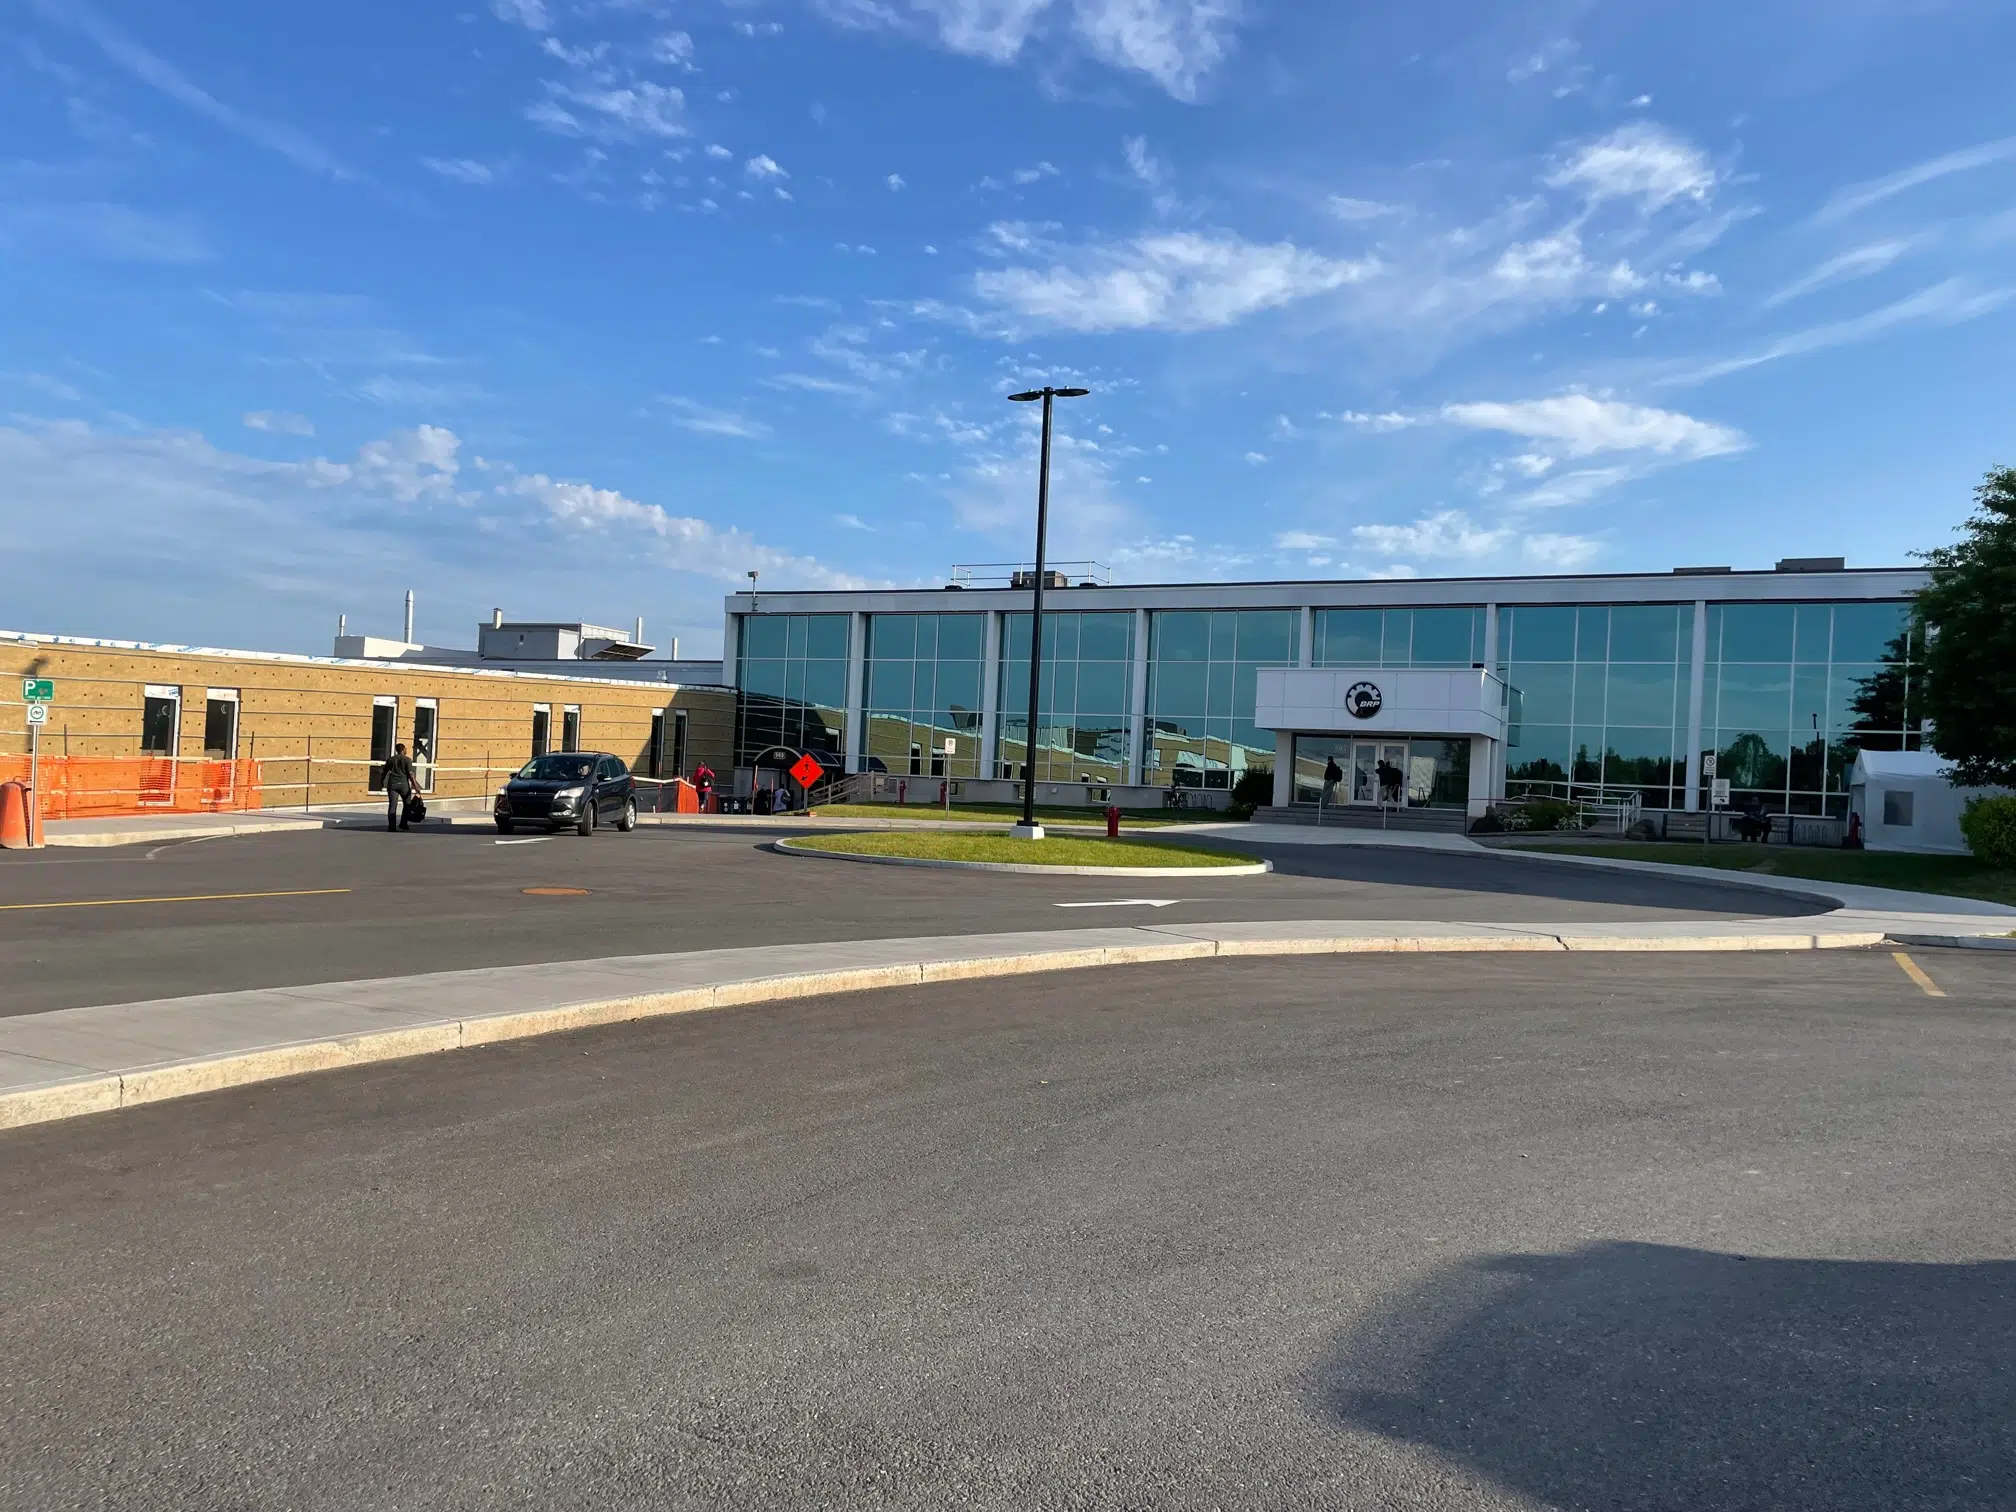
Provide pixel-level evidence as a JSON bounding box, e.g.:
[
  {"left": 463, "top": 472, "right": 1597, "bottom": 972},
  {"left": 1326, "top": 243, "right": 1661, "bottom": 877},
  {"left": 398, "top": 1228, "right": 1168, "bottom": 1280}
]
[{"left": 516, "top": 755, "right": 596, "bottom": 781}]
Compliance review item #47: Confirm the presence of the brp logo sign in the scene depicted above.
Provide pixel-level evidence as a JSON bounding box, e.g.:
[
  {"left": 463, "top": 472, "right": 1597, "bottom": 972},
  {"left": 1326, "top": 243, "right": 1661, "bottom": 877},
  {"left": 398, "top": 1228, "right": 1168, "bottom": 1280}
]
[{"left": 1344, "top": 681, "right": 1383, "bottom": 719}]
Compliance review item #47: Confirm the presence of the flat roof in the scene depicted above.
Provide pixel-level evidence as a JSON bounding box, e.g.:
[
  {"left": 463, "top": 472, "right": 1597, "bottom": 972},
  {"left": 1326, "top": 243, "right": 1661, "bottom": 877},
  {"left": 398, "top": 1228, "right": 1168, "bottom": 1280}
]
[{"left": 0, "top": 629, "right": 724, "bottom": 693}]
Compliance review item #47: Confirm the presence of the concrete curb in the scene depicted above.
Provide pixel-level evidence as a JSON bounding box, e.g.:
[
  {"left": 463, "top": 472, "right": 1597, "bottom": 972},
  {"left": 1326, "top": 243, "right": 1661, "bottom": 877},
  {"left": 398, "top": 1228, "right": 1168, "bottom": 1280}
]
[
  {"left": 1887, "top": 933, "right": 2016, "bottom": 952},
  {"left": 771, "top": 837, "right": 1272, "bottom": 877},
  {"left": 0, "top": 916, "right": 1933, "bottom": 1134}
]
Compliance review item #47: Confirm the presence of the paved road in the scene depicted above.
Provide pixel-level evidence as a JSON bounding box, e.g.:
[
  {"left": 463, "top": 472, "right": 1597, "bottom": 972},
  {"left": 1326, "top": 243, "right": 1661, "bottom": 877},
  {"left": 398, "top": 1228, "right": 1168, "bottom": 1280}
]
[
  {"left": 0, "top": 823, "right": 1820, "bottom": 1014},
  {"left": 4, "top": 948, "right": 2011, "bottom": 1510}
]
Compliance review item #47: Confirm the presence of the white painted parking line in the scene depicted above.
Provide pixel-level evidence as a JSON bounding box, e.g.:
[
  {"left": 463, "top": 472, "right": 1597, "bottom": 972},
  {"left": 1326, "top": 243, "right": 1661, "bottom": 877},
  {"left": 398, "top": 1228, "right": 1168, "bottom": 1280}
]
[
  {"left": 495, "top": 838, "right": 549, "bottom": 846},
  {"left": 1054, "top": 899, "right": 1186, "bottom": 909}
]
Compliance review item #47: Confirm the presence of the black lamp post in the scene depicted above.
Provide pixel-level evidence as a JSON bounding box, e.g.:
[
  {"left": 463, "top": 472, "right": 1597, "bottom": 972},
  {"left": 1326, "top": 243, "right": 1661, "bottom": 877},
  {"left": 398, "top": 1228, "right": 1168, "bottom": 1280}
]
[{"left": 1006, "top": 385, "right": 1089, "bottom": 837}]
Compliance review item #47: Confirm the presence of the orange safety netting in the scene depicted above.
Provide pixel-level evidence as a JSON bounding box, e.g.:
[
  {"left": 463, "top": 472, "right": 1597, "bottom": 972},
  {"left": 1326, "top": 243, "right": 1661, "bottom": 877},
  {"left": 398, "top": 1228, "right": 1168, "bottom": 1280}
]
[{"left": 0, "top": 756, "right": 263, "bottom": 820}]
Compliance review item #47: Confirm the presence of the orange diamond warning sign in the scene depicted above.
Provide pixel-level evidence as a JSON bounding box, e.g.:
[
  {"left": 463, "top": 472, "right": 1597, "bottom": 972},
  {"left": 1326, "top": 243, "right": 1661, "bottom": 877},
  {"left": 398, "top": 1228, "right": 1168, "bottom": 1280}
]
[{"left": 789, "top": 752, "right": 825, "bottom": 788}]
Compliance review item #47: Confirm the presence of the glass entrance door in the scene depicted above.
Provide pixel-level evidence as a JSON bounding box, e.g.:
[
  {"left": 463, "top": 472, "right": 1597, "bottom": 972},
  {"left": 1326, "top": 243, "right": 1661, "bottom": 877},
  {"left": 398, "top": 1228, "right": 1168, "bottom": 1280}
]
[{"left": 1351, "top": 741, "right": 1408, "bottom": 804}]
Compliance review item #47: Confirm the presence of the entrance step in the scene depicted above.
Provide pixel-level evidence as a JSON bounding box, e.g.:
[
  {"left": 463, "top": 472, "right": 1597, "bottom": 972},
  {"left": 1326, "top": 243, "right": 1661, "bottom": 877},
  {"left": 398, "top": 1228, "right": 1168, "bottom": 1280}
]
[{"left": 1252, "top": 805, "right": 1470, "bottom": 833}]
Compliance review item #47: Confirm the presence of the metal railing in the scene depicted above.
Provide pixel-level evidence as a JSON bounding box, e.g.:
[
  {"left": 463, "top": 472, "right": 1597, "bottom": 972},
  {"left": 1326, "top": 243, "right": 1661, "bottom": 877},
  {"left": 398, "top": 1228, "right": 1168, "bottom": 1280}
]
[{"left": 948, "top": 560, "right": 1113, "bottom": 588}]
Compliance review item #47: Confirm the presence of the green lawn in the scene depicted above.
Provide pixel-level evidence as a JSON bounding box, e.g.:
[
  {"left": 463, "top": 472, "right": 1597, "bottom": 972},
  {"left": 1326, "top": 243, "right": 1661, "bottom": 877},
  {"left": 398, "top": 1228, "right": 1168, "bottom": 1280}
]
[
  {"left": 1504, "top": 841, "right": 2016, "bottom": 907},
  {"left": 808, "top": 801, "right": 1207, "bottom": 829},
  {"left": 780, "top": 832, "right": 1258, "bottom": 868}
]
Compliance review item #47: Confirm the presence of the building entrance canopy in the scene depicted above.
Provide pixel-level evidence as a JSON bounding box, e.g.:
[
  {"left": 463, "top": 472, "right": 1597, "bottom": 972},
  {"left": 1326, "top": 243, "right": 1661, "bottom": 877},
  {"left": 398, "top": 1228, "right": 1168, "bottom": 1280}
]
[{"left": 1254, "top": 667, "right": 1508, "bottom": 741}]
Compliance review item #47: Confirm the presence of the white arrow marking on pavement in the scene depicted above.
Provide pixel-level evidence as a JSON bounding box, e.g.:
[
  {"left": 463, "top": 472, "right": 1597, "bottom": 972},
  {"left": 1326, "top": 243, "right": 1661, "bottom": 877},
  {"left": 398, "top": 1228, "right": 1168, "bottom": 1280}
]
[{"left": 1053, "top": 899, "right": 1185, "bottom": 909}]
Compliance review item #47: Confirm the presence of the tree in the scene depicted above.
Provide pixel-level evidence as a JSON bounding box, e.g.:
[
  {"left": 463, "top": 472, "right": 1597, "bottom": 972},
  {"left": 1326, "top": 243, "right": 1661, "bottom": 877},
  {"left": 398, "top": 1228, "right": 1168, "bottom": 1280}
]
[
  {"left": 1915, "top": 466, "right": 2016, "bottom": 787},
  {"left": 1846, "top": 630, "right": 1913, "bottom": 752}
]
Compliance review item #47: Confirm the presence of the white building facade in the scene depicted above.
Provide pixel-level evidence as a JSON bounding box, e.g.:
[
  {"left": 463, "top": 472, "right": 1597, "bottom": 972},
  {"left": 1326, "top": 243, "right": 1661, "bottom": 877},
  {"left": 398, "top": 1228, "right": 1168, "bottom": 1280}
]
[{"left": 723, "top": 561, "right": 1928, "bottom": 818}]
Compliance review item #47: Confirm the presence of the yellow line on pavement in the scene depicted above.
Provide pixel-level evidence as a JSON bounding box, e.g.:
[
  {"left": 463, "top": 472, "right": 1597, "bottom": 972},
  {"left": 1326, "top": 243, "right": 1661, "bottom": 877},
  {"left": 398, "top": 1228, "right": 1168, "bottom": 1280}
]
[
  {"left": 0, "top": 888, "right": 350, "bottom": 913},
  {"left": 1891, "top": 951, "right": 1947, "bottom": 998}
]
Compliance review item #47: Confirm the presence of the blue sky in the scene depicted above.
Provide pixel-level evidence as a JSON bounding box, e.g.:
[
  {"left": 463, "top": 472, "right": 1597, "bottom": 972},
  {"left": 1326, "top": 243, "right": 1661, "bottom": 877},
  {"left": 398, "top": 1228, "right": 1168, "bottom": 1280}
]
[{"left": 3, "top": 0, "right": 2013, "bottom": 657}]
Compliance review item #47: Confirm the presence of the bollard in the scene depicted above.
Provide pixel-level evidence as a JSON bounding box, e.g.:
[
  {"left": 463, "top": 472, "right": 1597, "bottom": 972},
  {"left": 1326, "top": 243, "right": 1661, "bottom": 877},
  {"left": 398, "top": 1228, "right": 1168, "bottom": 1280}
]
[{"left": 1106, "top": 803, "right": 1121, "bottom": 839}]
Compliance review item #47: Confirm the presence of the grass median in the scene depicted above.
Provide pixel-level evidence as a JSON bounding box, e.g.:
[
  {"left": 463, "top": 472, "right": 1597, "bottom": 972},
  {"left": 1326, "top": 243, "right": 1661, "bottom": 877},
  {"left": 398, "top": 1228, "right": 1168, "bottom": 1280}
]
[
  {"left": 780, "top": 832, "right": 1259, "bottom": 868},
  {"left": 808, "top": 801, "right": 1208, "bottom": 828},
  {"left": 1500, "top": 840, "right": 2016, "bottom": 907}
]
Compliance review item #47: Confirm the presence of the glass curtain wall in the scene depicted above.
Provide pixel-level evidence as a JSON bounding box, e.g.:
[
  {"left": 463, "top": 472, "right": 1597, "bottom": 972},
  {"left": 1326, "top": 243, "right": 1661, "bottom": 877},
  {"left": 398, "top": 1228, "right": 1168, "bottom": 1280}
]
[
  {"left": 1314, "top": 606, "right": 1484, "bottom": 668},
  {"left": 735, "top": 613, "right": 850, "bottom": 766},
  {"left": 1703, "top": 600, "right": 1917, "bottom": 816},
  {"left": 861, "top": 613, "right": 985, "bottom": 777},
  {"left": 998, "top": 611, "right": 1133, "bottom": 783},
  {"left": 1498, "top": 604, "right": 1691, "bottom": 807},
  {"left": 1142, "top": 609, "right": 1297, "bottom": 789}
]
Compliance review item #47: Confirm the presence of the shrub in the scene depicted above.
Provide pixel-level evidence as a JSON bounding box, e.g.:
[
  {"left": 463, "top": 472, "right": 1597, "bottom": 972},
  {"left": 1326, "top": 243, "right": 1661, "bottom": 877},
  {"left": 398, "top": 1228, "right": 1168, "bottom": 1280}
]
[
  {"left": 1469, "top": 809, "right": 1506, "bottom": 834},
  {"left": 1961, "top": 794, "right": 2016, "bottom": 867},
  {"left": 1522, "top": 797, "right": 1579, "bottom": 833},
  {"left": 1226, "top": 766, "right": 1275, "bottom": 821}
]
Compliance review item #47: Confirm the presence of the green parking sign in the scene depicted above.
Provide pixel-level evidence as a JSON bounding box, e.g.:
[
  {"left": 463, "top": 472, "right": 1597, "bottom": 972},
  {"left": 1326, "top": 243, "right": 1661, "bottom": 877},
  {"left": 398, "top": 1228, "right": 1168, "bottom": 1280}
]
[{"left": 23, "top": 678, "right": 53, "bottom": 703}]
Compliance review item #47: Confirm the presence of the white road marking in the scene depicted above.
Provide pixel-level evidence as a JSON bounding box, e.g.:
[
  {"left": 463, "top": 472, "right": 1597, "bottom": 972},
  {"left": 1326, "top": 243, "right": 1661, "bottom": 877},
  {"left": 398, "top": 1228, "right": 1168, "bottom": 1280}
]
[
  {"left": 495, "top": 837, "right": 549, "bottom": 846},
  {"left": 1053, "top": 899, "right": 1186, "bottom": 909}
]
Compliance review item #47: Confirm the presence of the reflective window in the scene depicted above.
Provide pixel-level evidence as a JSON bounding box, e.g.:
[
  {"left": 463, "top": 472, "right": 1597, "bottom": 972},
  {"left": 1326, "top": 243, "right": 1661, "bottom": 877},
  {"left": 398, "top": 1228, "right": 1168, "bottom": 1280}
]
[
  {"left": 1144, "top": 609, "right": 1296, "bottom": 790},
  {"left": 1704, "top": 600, "right": 1915, "bottom": 817},
  {"left": 999, "top": 611, "right": 1134, "bottom": 783},
  {"left": 736, "top": 613, "right": 850, "bottom": 766},
  {"left": 1315, "top": 607, "right": 1483, "bottom": 668},
  {"left": 862, "top": 613, "right": 985, "bottom": 778},
  {"left": 1499, "top": 603, "right": 1691, "bottom": 808}
]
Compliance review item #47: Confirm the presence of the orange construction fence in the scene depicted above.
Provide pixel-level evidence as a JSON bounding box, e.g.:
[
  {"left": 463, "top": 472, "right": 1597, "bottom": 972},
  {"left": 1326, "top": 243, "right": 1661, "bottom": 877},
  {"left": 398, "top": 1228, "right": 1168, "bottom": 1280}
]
[{"left": 0, "top": 756, "right": 263, "bottom": 821}]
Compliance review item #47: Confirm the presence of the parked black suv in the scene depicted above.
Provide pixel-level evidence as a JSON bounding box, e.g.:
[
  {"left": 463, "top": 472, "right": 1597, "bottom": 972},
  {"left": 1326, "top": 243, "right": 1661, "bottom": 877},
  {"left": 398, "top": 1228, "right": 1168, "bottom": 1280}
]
[{"left": 495, "top": 752, "right": 637, "bottom": 836}]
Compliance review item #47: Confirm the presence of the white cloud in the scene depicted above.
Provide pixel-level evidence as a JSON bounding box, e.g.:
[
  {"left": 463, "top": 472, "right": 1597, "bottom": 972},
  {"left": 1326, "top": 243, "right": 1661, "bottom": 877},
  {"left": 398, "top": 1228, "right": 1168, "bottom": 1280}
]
[
  {"left": 1333, "top": 410, "right": 1418, "bottom": 432},
  {"left": 705, "top": 143, "right": 733, "bottom": 160},
  {"left": 421, "top": 156, "right": 498, "bottom": 185},
  {"left": 1762, "top": 240, "right": 1911, "bottom": 308},
  {"left": 971, "top": 227, "right": 1376, "bottom": 333},
  {"left": 491, "top": 0, "right": 550, "bottom": 29},
  {"left": 835, "top": 513, "right": 872, "bottom": 530},
  {"left": 1442, "top": 393, "right": 1747, "bottom": 460},
  {"left": 1350, "top": 509, "right": 1602, "bottom": 570},
  {"left": 811, "top": 0, "right": 1247, "bottom": 101},
  {"left": 1817, "top": 136, "right": 2016, "bottom": 223},
  {"left": 529, "top": 80, "right": 687, "bottom": 141},
  {"left": 1273, "top": 529, "right": 1335, "bottom": 550},
  {"left": 745, "top": 154, "right": 788, "bottom": 180},
  {"left": 1012, "top": 161, "right": 1060, "bottom": 185},
  {"left": 659, "top": 396, "right": 771, "bottom": 439},
  {"left": 1243, "top": 450, "right": 1268, "bottom": 465},
  {"left": 243, "top": 410, "right": 314, "bottom": 437},
  {"left": 649, "top": 31, "right": 696, "bottom": 66},
  {"left": 1546, "top": 123, "right": 1716, "bottom": 211},
  {"left": 887, "top": 173, "right": 907, "bottom": 190}
]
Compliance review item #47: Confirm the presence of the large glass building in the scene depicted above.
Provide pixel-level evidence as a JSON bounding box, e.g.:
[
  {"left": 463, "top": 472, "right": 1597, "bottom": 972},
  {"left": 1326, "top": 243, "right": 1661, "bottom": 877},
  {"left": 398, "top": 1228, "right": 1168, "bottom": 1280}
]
[{"left": 725, "top": 559, "right": 1926, "bottom": 816}]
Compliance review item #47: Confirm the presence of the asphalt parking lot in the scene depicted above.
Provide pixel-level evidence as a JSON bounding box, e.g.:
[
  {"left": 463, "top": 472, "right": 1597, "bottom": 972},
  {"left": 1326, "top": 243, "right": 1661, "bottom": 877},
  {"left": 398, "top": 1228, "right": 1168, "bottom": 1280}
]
[
  {"left": 0, "top": 823, "right": 1821, "bottom": 1014},
  {"left": 3, "top": 948, "right": 2010, "bottom": 1511}
]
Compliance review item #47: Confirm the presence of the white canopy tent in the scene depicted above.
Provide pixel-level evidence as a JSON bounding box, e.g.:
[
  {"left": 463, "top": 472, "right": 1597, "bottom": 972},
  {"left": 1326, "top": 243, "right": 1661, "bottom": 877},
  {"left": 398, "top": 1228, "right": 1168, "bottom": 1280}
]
[{"left": 1848, "top": 749, "right": 2007, "bottom": 855}]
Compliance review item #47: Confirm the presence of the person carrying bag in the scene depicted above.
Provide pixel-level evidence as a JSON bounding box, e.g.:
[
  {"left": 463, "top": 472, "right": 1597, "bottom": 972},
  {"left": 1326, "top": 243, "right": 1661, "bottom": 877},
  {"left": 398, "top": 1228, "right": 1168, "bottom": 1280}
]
[{"left": 384, "top": 743, "right": 421, "bottom": 832}]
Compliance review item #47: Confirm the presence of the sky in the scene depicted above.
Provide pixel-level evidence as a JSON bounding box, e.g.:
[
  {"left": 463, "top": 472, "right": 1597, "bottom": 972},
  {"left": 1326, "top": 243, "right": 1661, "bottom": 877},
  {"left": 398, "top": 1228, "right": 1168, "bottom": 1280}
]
[{"left": 3, "top": 0, "right": 2013, "bottom": 658}]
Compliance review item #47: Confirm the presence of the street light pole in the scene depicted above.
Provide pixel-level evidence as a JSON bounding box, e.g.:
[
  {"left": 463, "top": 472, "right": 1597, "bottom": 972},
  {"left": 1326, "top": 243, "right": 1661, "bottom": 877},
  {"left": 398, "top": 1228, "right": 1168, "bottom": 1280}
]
[{"left": 1007, "top": 384, "right": 1088, "bottom": 838}]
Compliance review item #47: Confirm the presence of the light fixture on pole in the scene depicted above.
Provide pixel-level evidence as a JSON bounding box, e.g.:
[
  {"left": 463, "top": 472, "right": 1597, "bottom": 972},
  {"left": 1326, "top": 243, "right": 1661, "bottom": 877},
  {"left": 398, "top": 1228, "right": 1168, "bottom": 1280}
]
[{"left": 1006, "top": 384, "right": 1090, "bottom": 839}]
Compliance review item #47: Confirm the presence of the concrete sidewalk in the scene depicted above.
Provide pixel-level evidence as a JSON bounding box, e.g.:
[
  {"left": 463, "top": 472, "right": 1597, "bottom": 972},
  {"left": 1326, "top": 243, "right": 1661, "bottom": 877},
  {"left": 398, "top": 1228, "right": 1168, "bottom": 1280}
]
[{"left": 3, "top": 908, "right": 2007, "bottom": 1132}]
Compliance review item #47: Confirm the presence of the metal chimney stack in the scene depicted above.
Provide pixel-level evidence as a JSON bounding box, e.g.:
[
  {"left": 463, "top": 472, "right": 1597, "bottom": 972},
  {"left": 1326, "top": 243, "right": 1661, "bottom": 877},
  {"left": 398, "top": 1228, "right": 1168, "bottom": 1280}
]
[
  {"left": 634, "top": 616, "right": 645, "bottom": 646},
  {"left": 403, "top": 590, "right": 415, "bottom": 645},
  {"left": 338, "top": 613, "right": 348, "bottom": 637},
  {"left": 492, "top": 608, "right": 504, "bottom": 629}
]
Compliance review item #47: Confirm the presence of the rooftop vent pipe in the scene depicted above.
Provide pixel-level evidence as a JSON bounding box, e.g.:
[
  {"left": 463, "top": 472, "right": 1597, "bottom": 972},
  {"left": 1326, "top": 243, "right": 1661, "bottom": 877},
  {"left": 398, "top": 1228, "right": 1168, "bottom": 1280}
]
[
  {"left": 403, "top": 590, "right": 415, "bottom": 644},
  {"left": 634, "top": 615, "right": 645, "bottom": 646},
  {"left": 492, "top": 608, "right": 504, "bottom": 629}
]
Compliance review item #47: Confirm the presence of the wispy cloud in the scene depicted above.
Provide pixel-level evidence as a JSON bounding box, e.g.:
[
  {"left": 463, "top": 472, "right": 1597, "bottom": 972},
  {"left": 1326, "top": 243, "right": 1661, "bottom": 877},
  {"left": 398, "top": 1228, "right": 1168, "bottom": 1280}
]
[
  {"left": 1669, "top": 278, "right": 2015, "bottom": 385},
  {"left": 528, "top": 80, "right": 687, "bottom": 141},
  {"left": 1817, "top": 135, "right": 2016, "bottom": 224},
  {"left": 31, "top": 0, "right": 356, "bottom": 181},
  {"left": 420, "top": 157, "right": 502, "bottom": 185},
  {"left": 243, "top": 410, "right": 315, "bottom": 437},
  {"left": 660, "top": 396, "right": 772, "bottom": 439},
  {"left": 810, "top": 0, "right": 1250, "bottom": 102},
  {"left": 490, "top": 0, "right": 550, "bottom": 31},
  {"left": 1545, "top": 123, "right": 1717, "bottom": 211},
  {"left": 1761, "top": 240, "right": 1912, "bottom": 308},
  {"left": 1351, "top": 510, "right": 1602, "bottom": 570},
  {"left": 1442, "top": 394, "right": 1748, "bottom": 461},
  {"left": 0, "top": 200, "right": 210, "bottom": 263},
  {"left": 969, "top": 225, "right": 1376, "bottom": 333}
]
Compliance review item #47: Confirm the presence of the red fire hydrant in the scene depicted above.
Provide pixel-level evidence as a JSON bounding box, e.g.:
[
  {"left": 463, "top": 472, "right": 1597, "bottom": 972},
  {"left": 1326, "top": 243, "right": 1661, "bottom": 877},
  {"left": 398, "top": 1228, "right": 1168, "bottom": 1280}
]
[{"left": 1105, "top": 803, "right": 1121, "bottom": 839}]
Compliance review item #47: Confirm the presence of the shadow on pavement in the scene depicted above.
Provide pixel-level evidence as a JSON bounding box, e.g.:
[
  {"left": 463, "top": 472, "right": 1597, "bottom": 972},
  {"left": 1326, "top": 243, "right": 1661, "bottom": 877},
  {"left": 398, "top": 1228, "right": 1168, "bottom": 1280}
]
[{"left": 1316, "top": 1241, "right": 2016, "bottom": 1511}]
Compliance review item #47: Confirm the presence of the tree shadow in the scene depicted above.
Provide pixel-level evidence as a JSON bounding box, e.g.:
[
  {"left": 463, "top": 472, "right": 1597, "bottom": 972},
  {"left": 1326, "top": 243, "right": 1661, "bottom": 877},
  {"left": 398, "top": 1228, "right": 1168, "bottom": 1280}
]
[{"left": 1316, "top": 1242, "right": 2016, "bottom": 1510}]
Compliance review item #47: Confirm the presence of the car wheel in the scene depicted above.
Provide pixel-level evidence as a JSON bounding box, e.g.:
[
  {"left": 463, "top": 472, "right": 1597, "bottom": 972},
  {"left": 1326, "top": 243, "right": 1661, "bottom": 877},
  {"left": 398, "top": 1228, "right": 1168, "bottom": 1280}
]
[
  {"left": 495, "top": 818, "right": 514, "bottom": 835},
  {"left": 577, "top": 803, "right": 595, "bottom": 837},
  {"left": 617, "top": 796, "right": 636, "bottom": 833}
]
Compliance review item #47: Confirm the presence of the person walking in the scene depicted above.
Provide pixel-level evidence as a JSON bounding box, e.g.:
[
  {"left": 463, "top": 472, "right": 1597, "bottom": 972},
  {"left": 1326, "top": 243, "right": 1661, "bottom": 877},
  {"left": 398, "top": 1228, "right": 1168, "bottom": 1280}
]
[{"left": 384, "top": 742, "right": 419, "bottom": 831}]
